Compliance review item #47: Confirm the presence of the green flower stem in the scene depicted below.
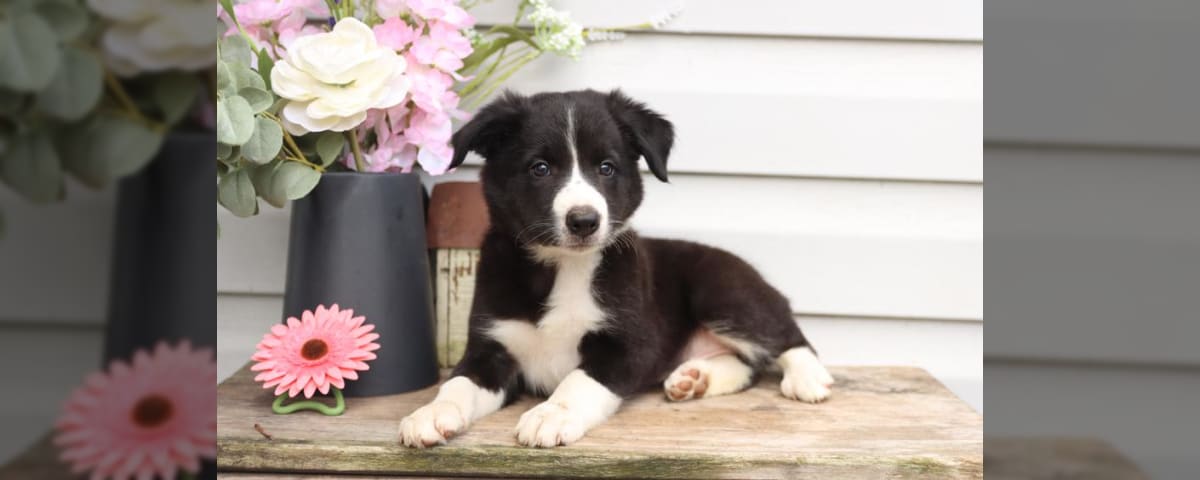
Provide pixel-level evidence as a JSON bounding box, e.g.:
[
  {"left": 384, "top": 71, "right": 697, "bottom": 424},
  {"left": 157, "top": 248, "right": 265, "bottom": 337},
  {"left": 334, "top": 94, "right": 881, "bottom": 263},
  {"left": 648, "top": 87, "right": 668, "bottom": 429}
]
[
  {"left": 261, "top": 112, "right": 323, "bottom": 172},
  {"left": 272, "top": 389, "right": 345, "bottom": 416},
  {"left": 463, "top": 51, "right": 541, "bottom": 110},
  {"left": 347, "top": 129, "right": 366, "bottom": 172},
  {"left": 103, "top": 72, "right": 158, "bottom": 131}
]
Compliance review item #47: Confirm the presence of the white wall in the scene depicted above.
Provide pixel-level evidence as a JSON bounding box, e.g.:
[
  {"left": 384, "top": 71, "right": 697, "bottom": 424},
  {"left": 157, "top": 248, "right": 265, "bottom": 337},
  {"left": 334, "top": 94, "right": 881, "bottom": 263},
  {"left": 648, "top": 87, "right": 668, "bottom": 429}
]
[{"left": 218, "top": 0, "right": 984, "bottom": 409}]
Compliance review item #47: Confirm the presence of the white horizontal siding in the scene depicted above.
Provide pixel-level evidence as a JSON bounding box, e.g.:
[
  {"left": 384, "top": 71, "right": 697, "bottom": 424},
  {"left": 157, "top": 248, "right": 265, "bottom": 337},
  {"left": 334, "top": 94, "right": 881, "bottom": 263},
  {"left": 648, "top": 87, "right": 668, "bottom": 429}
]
[
  {"left": 216, "top": 293, "right": 981, "bottom": 411},
  {"left": 987, "top": 361, "right": 1200, "bottom": 479},
  {"left": 219, "top": 169, "right": 983, "bottom": 321},
  {"left": 985, "top": 0, "right": 1200, "bottom": 147},
  {"left": 467, "top": 33, "right": 982, "bottom": 182},
  {"left": 984, "top": 146, "right": 1200, "bottom": 366},
  {"left": 472, "top": 0, "right": 983, "bottom": 41}
]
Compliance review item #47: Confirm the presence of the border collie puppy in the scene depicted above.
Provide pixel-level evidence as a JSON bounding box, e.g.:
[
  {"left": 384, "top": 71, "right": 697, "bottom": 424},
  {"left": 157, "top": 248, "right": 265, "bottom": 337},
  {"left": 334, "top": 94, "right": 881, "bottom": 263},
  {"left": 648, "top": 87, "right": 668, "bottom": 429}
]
[{"left": 400, "top": 90, "right": 833, "bottom": 448}]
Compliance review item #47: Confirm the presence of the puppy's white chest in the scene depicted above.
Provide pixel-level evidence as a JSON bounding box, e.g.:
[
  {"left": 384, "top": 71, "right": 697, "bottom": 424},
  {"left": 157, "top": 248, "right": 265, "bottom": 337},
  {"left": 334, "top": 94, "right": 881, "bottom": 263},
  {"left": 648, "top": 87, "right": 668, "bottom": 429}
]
[{"left": 487, "top": 253, "right": 606, "bottom": 394}]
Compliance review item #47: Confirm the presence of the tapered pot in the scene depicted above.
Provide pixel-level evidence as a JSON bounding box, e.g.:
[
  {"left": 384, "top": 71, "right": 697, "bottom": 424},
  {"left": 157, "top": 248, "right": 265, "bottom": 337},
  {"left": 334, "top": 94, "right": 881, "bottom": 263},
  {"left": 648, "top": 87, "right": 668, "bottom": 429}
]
[
  {"left": 283, "top": 172, "right": 439, "bottom": 396},
  {"left": 104, "top": 132, "right": 216, "bottom": 363}
]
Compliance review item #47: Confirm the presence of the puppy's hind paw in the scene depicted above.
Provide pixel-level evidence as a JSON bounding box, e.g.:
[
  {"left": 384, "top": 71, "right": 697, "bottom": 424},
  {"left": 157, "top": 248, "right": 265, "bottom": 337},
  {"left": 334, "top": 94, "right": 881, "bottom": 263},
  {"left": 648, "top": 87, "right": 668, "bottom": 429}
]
[{"left": 663, "top": 361, "right": 709, "bottom": 401}]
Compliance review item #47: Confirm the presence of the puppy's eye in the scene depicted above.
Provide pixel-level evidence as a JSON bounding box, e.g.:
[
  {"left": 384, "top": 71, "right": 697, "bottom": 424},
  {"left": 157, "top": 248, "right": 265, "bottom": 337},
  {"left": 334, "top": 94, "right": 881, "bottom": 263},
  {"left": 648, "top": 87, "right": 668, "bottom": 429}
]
[
  {"left": 598, "top": 161, "right": 616, "bottom": 177},
  {"left": 530, "top": 161, "right": 551, "bottom": 177}
]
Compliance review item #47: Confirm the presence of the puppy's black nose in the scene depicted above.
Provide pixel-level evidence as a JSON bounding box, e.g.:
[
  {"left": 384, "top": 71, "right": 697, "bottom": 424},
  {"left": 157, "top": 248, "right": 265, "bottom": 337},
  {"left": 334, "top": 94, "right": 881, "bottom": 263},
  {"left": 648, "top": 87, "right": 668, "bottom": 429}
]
[{"left": 565, "top": 207, "right": 600, "bottom": 237}]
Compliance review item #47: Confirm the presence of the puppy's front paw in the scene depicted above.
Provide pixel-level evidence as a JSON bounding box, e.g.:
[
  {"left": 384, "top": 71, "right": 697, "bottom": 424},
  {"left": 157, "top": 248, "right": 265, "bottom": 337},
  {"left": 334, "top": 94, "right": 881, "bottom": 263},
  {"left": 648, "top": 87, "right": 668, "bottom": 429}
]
[
  {"left": 664, "top": 361, "right": 709, "bottom": 401},
  {"left": 514, "top": 401, "right": 586, "bottom": 448},
  {"left": 399, "top": 400, "right": 467, "bottom": 448}
]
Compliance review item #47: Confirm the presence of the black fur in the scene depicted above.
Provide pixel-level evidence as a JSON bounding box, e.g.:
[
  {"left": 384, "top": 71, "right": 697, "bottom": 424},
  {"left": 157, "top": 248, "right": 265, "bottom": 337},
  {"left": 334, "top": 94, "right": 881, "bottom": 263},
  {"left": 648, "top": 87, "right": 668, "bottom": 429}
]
[{"left": 449, "top": 89, "right": 814, "bottom": 401}]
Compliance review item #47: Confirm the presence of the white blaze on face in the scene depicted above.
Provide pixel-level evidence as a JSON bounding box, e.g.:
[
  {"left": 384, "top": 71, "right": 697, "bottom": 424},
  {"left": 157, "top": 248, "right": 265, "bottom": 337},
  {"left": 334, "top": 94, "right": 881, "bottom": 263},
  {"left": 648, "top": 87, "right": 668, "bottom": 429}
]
[{"left": 552, "top": 106, "right": 609, "bottom": 242}]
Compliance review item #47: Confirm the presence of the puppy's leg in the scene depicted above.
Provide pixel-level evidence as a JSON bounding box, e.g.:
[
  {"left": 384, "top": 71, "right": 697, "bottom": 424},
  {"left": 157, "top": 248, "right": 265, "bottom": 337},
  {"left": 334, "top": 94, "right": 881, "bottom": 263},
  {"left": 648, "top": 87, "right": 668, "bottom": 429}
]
[
  {"left": 514, "top": 369, "right": 622, "bottom": 448},
  {"left": 664, "top": 354, "right": 754, "bottom": 401},
  {"left": 400, "top": 338, "right": 519, "bottom": 448},
  {"left": 777, "top": 346, "right": 834, "bottom": 403}
]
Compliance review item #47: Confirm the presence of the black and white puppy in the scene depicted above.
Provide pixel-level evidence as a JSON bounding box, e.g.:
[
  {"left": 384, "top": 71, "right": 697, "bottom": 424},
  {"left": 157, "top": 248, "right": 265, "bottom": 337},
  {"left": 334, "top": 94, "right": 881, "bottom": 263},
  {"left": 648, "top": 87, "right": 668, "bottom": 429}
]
[{"left": 400, "top": 90, "right": 833, "bottom": 448}]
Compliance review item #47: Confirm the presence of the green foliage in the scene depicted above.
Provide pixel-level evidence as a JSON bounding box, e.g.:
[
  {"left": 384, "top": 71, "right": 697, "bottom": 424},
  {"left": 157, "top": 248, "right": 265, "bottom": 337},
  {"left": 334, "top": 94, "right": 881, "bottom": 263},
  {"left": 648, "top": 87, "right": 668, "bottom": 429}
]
[
  {"left": 35, "top": 47, "right": 102, "bottom": 121},
  {"left": 0, "top": 12, "right": 62, "bottom": 91},
  {"left": 315, "top": 132, "right": 346, "bottom": 167},
  {"left": 0, "top": 132, "right": 63, "bottom": 203},
  {"left": 152, "top": 73, "right": 202, "bottom": 125},
  {"left": 60, "top": 114, "right": 164, "bottom": 188},
  {"left": 242, "top": 117, "right": 283, "bottom": 165},
  {"left": 218, "top": 168, "right": 259, "bottom": 218}
]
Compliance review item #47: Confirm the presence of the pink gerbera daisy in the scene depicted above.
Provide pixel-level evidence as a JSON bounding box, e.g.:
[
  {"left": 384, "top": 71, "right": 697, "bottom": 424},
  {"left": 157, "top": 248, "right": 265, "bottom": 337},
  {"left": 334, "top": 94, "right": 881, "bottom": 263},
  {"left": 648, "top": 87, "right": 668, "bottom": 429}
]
[
  {"left": 251, "top": 304, "right": 380, "bottom": 398},
  {"left": 54, "top": 341, "right": 217, "bottom": 480}
]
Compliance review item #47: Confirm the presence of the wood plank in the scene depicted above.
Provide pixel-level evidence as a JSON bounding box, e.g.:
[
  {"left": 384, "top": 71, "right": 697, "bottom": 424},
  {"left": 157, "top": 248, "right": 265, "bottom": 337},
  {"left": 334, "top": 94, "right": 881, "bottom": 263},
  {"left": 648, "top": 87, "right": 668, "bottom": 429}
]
[
  {"left": 218, "top": 364, "right": 982, "bottom": 479},
  {"left": 433, "top": 249, "right": 479, "bottom": 367},
  {"left": 984, "top": 437, "right": 1148, "bottom": 480},
  {"left": 470, "top": 0, "right": 983, "bottom": 41}
]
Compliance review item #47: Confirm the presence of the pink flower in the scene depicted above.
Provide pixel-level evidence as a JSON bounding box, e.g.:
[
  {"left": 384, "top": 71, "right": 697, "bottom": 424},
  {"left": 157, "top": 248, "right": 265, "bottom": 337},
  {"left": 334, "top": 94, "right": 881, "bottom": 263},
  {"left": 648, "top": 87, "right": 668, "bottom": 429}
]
[
  {"left": 251, "top": 304, "right": 380, "bottom": 398},
  {"left": 406, "top": 0, "right": 475, "bottom": 29},
  {"left": 373, "top": 17, "right": 420, "bottom": 51},
  {"left": 405, "top": 61, "right": 455, "bottom": 113},
  {"left": 375, "top": 0, "right": 409, "bottom": 18},
  {"left": 409, "top": 22, "right": 473, "bottom": 72},
  {"left": 55, "top": 341, "right": 217, "bottom": 480},
  {"left": 406, "top": 108, "right": 456, "bottom": 174}
]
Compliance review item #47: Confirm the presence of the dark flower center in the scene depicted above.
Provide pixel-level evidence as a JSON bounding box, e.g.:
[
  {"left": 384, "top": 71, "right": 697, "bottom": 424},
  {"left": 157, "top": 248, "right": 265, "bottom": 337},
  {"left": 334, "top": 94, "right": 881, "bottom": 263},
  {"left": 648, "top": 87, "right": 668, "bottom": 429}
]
[
  {"left": 301, "top": 339, "right": 329, "bottom": 360},
  {"left": 131, "top": 394, "right": 173, "bottom": 428}
]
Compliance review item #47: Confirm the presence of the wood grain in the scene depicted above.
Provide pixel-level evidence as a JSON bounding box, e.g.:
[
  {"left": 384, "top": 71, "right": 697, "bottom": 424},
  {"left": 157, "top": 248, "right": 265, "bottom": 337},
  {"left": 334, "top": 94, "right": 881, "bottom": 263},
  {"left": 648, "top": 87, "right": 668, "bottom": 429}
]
[
  {"left": 433, "top": 249, "right": 479, "bottom": 367},
  {"left": 984, "top": 437, "right": 1148, "bottom": 480},
  {"left": 218, "top": 364, "right": 982, "bottom": 479}
]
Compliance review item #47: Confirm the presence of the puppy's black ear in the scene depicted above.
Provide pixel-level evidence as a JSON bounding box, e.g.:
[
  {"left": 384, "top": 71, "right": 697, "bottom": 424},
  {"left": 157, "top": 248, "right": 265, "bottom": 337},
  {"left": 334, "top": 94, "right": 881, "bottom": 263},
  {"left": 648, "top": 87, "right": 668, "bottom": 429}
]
[
  {"left": 450, "top": 91, "right": 529, "bottom": 169},
  {"left": 607, "top": 89, "right": 674, "bottom": 183}
]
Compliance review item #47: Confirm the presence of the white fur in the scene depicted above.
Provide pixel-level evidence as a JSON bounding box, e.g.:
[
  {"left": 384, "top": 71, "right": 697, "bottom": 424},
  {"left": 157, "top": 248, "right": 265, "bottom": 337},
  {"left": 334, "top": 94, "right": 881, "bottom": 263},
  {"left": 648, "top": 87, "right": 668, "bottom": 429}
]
[
  {"left": 664, "top": 354, "right": 754, "bottom": 401},
  {"left": 777, "top": 347, "right": 835, "bottom": 403},
  {"left": 400, "top": 376, "right": 505, "bottom": 448},
  {"left": 551, "top": 107, "right": 609, "bottom": 243},
  {"left": 515, "top": 369, "right": 622, "bottom": 447},
  {"left": 487, "top": 251, "right": 606, "bottom": 394}
]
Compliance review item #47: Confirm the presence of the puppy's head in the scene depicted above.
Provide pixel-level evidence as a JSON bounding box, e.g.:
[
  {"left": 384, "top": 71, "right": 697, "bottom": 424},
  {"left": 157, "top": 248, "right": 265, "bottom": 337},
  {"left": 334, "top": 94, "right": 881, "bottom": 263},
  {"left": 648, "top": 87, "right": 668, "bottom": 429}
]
[{"left": 450, "top": 90, "right": 674, "bottom": 256}]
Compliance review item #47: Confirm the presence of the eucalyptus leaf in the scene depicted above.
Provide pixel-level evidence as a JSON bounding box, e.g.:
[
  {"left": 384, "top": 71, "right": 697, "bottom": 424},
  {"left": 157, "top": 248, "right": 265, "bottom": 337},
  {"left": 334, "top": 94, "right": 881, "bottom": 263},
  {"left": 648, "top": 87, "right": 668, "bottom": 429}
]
[
  {"left": 216, "top": 60, "right": 232, "bottom": 92},
  {"left": 242, "top": 117, "right": 283, "bottom": 164},
  {"left": 0, "top": 13, "right": 63, "bottom": 91},
  {"left": 250, "top": 160, "right": 287, "bottom": 208},
  {"left": 0, "top": 132, "right": 63, "bottom": 203},
  {"left": 274, "top": 161, "right": 321, "bottom": 200},
  {"left": 218, "top": 169, "right": 258, "bottom": 217},
  {"left": 239, "top": 87, "right": 273, "bottom": 113},
  {"left": 217, "top": 95, "right": 256, "bottom": 145},
  {"left": 218, "top": 61, "right": 265, "bottom": 96},
  {"left": 35, "top": 0, "right": 87, "bottom": 41},
  {"left": 219, "top": 35, "right": 252, "bottom": 64},
  {"left": 315, "top": 132, "right": 346, "bottom": 167},
  {"left": 35, "top": 47, "right": 102, "bottom": 121},
  {"left": 60, "top": 115, "right": 164, "bottom": 187},
  {"left": 152, "top": 73, "right": 201, "bottom": 125},
  {"left": 257, "top": 49, "right": 274, "bottom": 90},
  {"left": 0, "top": 89, "right": 26, "bottom": 115}
]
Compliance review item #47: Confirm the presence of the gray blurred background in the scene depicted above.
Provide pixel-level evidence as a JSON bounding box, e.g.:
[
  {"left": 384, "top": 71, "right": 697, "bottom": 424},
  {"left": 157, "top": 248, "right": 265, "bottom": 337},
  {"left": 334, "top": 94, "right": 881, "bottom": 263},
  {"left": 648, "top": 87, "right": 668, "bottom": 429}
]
[{"left": 985, "top": 0, "right": 1200, "bottom": 477}]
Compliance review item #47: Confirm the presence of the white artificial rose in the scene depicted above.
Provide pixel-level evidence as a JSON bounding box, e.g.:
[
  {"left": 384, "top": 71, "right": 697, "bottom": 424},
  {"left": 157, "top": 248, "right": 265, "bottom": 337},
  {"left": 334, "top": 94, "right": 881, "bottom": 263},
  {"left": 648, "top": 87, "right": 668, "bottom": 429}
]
[
  {"left": 271, "top": 18, "right": 411, "bottom": 135},
  {"left": 87, "top": 0, "right": 215, "bottom": 76}
]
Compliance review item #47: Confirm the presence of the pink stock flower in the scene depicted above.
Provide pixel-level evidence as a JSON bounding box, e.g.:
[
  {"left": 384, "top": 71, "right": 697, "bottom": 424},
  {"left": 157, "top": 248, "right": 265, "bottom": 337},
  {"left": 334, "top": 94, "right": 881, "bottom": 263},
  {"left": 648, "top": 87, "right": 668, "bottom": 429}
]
[
  {"left": 221, "top": 0, "right": 328, "bottom": 58},
  {"left": 55, "top": 341, "right": 217, "bottom": 480},
  {"left": 406, "top": 108, "right": 456, "bottom": 174},
  {"left": 251, "top": 304, "right": 380, "bottom": 398},
  {"left": 375, "top": 0, "right": 409, "bottom": 18},
  {"left": 406, "top": 0, "right": 475, "bottom": 29},
  {"left": 373, "top": 17, "right": 420, "bottom": 51},
  {"left": 405, "top": 61, "right": 455, "bottom": 113},
  {"left": 409, "top": 22, "right": 473, "bottom": 72}
]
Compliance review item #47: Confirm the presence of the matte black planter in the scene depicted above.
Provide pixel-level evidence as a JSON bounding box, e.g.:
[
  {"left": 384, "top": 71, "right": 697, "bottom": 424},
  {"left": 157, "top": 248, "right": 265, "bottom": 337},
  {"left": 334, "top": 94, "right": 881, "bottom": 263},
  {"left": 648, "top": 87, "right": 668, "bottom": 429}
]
[
  {"left": 105, "top": 132, "right": 217, "bottom": 363},
  {"left": 283, "top": 172, "right": 439, "bottom": 396}
]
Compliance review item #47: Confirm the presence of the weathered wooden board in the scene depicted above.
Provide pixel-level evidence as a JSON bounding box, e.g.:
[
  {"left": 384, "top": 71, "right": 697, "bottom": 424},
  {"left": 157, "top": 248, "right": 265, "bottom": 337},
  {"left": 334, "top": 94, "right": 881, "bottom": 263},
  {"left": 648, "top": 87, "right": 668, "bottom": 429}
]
[
  {"left": 218, "top": 365, "right": 982, "bottom": 479},
  {"left": 433, "top": 249, "right": 479, "bottom": 367},
  {"left": 983, "top": 437, "right": 1148, "bottom": 480}
]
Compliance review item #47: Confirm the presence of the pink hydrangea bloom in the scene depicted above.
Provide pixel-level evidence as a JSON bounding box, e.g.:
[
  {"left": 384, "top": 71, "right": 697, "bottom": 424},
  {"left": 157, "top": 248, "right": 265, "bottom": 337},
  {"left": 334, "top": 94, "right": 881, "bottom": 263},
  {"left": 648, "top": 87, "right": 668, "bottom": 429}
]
[
  {"left": 55, "top": 341, "right": 217, "bottom": 480},
  {"left": 373, "top": 17, "right": 420, "bottom": 51},
  {"left": 251, "top": 304, "right": 381, "bottom": 398},
  {"left": 405, "top": 61, "right": 455, "bottom": 113},
  {"left": 405, "top": 108, "right": 455, "bottom": 174},
  {"left": 375, "top": 0, "right": 409, "bottom": 18},
  {"left": 409, "top": 22, "right": 472, "bottom": 72},
  {"left": 406, "top": 0, "right": 475, "bottom": 29}
]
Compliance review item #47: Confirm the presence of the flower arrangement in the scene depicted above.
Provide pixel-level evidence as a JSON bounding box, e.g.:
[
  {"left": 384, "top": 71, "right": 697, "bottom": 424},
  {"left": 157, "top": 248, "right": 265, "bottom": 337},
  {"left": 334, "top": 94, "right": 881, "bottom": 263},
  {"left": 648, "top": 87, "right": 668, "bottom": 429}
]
[
  {"left": 0, "top": 0, "right": 214, "bottom": 231},
  {"left": 251, "top": 304, "right": 380, "bottom": 415},
  {"left": 55, "top": 341, "right": 217, "bottom": 480},
  {"left": 215, "top": 0, "right": 682, "bottom": 217}
]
